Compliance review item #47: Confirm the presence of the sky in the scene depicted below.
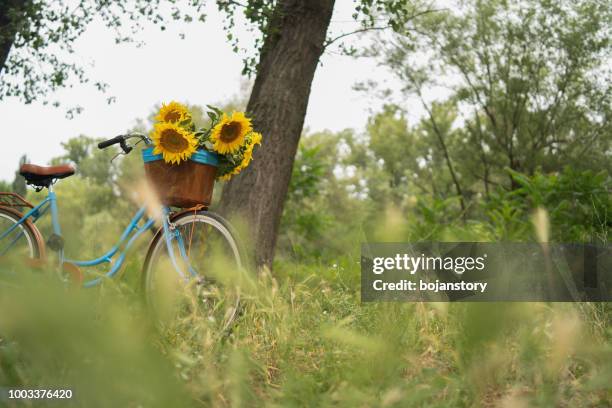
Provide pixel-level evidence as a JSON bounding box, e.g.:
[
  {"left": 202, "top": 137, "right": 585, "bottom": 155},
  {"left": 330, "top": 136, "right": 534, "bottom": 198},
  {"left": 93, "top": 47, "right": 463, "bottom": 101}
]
[{"left": 0, "top": 2, "right": 414, "bottom": 181}]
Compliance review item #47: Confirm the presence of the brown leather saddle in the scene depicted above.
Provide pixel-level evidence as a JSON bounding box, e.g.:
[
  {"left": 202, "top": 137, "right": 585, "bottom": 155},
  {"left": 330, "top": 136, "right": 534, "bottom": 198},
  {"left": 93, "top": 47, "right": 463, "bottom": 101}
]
[{"left": 19, "top": 163, "right": 75, "bottom": 188}]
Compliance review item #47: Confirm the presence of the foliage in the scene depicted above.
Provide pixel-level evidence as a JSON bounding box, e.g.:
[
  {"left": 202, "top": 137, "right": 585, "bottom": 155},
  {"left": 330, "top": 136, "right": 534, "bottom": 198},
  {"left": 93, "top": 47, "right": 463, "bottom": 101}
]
[
  {"left": 216, "top": 0, "right": 277, "bottom": 75},
  {"left": 0, "top": 0, "right": 206, "bottom": 112},
  {"left": 485, "top": 168, "right": 611, "bottom": 243},
  {"left": 280, "top": 138, "right": 333, "bottom": 260},
  {"left": 279, "top": 130, "right": 367, "bottom": 261},
  {"left": 367, "top": 105, "right": 415, "bottom": 204},
  {"left": 278, "top": 121, "right": 608, "bottom": 267},
  {"left": 48, "top": 135, "right": 116, "bottom": 209},
  {"left": 216, "top": 0, "right": 433, "bottom": 75},
  {"left": 0, "top": 0, "right": 434, "bottom": 108},
  {"left": 370, "top": 0, "right": 611, "bottom": 196}
]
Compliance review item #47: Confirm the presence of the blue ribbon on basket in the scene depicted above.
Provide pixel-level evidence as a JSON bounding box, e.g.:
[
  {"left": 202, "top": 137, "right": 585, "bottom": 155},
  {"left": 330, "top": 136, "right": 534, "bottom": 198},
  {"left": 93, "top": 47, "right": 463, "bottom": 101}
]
[{"left": 141, "top": 147, "right": 220, "bottom": 167}]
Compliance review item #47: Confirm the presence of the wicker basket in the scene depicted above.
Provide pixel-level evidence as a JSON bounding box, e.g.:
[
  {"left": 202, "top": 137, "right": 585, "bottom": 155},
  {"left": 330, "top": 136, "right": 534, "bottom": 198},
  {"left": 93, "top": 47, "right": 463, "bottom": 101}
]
[{"left": 142, "top": 147, "right": 219, "bottom": 208}]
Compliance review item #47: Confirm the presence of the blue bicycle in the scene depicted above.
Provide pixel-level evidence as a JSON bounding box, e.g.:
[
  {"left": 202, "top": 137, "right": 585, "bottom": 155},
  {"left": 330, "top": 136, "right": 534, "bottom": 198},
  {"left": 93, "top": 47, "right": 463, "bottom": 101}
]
[{"left": 0, "top": 134, "right": 243, "bottom": 329}]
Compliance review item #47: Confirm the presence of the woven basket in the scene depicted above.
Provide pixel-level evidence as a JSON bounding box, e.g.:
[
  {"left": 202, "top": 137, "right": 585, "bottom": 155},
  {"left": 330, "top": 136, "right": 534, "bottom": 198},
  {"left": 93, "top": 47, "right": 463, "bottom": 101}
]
[{"left": 142, "top": 147, "right": 219, "bottom": 208}]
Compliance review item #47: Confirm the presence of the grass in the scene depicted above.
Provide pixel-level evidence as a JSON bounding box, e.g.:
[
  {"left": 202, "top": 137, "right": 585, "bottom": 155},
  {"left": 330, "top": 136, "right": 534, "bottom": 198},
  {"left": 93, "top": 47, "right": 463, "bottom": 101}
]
[{"left": 0, "top": 250, "right": 610, "bottom": 407}]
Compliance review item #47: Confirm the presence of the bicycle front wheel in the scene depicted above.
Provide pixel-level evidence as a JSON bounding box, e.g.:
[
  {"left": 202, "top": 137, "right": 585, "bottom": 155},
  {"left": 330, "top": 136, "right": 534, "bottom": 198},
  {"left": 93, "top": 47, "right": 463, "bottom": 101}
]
[{"left": 142, "top": 210, "right": 245, "bottom": 333}]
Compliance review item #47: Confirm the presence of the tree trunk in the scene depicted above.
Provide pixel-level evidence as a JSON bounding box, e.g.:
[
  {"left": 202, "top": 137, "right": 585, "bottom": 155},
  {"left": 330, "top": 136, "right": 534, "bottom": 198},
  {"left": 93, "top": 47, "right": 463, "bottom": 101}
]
[
  {"left": 0, "top": 1, "right": 25, "bottom": 76},
  {"left": 219, "top": 0, "right": 335, "bottom": 270}
]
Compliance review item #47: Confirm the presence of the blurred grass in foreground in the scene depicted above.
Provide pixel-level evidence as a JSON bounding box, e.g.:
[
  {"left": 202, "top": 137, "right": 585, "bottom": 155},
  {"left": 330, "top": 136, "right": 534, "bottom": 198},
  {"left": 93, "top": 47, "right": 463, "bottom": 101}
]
[
  {"left": 0, "top": 271, "right": 190, "bottom": 407},
  {"left": 0, "top": 257, "right": 610, "bottom": 407}
]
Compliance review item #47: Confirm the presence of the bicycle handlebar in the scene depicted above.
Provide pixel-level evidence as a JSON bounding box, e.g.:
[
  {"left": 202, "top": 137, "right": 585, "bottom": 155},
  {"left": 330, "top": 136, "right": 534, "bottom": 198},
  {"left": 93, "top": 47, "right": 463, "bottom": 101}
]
[
  {"left": 98, "top": 135, "right": 124, "bottom": 149},
  {"left": 98, "top": 134, "right": 151, "bottom": 155}
]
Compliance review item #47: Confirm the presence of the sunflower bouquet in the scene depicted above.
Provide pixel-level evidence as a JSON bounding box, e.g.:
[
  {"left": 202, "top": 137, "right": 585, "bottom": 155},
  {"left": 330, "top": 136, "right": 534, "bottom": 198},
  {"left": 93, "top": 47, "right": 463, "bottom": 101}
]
[{"left": 150, "top": 101, "right": 262, "bottom": 181}]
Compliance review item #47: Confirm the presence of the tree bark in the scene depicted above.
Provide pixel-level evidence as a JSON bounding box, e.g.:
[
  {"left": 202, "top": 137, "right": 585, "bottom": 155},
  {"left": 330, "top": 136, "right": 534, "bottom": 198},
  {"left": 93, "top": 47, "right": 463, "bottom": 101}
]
[
  {"left": 0, "top": 1, "right": 25, "bottom": 76},
  {"left": 219, "top": 0, "right": 335, "bottom": 270}
]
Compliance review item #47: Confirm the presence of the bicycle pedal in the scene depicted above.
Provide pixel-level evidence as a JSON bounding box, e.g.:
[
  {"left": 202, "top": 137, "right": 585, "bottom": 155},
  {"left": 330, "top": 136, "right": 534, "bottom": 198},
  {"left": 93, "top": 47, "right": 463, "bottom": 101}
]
[{"left": 62, "top": 262, "right": 83, "bottom": 286}]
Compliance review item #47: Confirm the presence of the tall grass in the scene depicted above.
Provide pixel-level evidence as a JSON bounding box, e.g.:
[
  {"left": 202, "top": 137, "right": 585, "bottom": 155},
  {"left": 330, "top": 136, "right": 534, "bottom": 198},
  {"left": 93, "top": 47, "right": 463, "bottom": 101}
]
[
  {"left": 1, "top": 254, "right": 610, "bottom": 407},
  {"left": 0, "top": 186, "right": 610, "bottom": 407}
]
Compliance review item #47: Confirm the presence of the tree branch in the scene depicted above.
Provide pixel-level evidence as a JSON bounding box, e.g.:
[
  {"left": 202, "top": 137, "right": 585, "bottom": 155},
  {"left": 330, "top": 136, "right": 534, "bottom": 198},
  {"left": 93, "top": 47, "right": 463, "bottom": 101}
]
[
  {"left": 216, "top": 0, "right": 248, "bottom": 8},
  {"left": 408, "top": 74, "right": 466, "bottom": 215},
  {"left": 323, "top": 25, "right": 391, "bottom": 49},
  {"left": 323, "top": 8, "right": 445, "bottom": 50}
]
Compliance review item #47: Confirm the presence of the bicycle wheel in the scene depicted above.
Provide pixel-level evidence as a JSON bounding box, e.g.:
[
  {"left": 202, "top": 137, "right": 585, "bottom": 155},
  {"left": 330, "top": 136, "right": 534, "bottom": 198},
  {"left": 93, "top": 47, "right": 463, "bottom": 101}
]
[
  {"left": 142, "top": 210, "right": 245, "bottom": 333},
  {"left": 0, "top": 206, "right": 44, "bottom": 275}
]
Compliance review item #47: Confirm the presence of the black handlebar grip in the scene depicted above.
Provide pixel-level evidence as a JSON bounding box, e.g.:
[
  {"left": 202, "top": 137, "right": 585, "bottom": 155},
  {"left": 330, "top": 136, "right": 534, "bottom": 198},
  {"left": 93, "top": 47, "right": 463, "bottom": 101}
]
[{"left": 98, "top": 135, "right": 124, "bottom": 149}]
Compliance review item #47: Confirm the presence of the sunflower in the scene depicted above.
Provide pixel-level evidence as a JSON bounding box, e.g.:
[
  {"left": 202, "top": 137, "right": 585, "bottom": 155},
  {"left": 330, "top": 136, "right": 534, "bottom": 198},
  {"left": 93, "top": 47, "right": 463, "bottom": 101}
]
[
  {"left": 155, "top": 101, "right": 191, "bottom": 124},
  {"left": 250, "top": 131, "right": 262, "bottom": 146},
  {"left": 241, "top": 132, "right": 262, "bottom": 165},
  {"left": 239, "top": 143, "right": 255, "bottom": 168},
  {"left": 210, "top": 111, "right": 252, "bottom": 154},
  {"left": 220, "top": 131, "right": 262, "bottom": 181},
  {"left": 151, "top": 122, "right": 197, "bottom": 164}
]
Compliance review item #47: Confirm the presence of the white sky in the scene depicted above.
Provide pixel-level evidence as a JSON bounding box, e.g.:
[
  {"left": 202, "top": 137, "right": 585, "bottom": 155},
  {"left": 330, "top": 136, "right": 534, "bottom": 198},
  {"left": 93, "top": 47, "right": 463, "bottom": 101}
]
[{"left": 0, "top": 2, "right": 420, "bottom": 181}]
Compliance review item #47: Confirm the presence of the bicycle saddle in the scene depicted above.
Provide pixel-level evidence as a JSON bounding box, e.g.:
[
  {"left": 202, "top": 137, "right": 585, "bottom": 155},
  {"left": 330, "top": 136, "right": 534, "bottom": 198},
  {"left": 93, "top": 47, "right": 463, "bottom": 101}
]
[{"left": 19, "top": 163, "right": 75, "bottom": 188}]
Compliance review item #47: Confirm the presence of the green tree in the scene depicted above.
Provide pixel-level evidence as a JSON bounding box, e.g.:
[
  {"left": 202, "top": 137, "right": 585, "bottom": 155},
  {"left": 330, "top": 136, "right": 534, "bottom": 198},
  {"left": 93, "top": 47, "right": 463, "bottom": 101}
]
[
  {"left": 11, "top": 154, "right": 27, "bottom": 196},
  {"left": 279, "top": 129, "right": 370, "bottom": 262},
  {"left": 367, "top": 105, "right": 415, "bottom": 205},
  {"left": 50, "top": 135, "right": 117, "bottom": 212},
  {"left": 377, "top": 0, "right": 611, "bottom": 191}
]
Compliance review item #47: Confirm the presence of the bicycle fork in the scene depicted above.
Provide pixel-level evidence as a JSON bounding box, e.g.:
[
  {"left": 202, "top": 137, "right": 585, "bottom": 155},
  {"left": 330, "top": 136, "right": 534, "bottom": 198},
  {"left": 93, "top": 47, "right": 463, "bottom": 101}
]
[{"left": 162, "top": 208, "right": 199, "bottom": 282}]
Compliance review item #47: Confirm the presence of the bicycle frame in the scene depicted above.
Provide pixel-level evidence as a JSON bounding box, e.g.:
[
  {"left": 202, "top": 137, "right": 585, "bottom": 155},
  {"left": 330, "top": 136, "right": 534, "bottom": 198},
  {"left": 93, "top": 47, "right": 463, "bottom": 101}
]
[{"left": 0, "top": 185, "right": 195, "bottom": 287}]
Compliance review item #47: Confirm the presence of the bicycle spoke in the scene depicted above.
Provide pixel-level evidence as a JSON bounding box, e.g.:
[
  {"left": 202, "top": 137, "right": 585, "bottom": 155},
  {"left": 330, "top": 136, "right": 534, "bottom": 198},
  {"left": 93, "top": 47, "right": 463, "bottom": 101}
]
[
  {"left": 0, "top": 229, "right": 28, "bottom": 257},
  {"left": 186, "top": 217, "right": 196, "bottom": 257},
  {"left": 0, "top": 213, "right": 36, "bottom": 260}
]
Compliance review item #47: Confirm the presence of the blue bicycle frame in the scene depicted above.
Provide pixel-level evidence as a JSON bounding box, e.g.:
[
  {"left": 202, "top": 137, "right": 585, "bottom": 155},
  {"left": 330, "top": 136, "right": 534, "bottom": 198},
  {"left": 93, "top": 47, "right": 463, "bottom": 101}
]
[{"left": 0, "top": 185, "right": 195, "bottom": 287}]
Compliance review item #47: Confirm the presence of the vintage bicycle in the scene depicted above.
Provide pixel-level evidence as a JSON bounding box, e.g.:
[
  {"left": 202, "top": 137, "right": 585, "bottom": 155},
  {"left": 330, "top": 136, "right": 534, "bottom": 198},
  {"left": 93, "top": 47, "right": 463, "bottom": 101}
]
[{"left": 0, "top": 134, "right": 244, "bottom": 329}]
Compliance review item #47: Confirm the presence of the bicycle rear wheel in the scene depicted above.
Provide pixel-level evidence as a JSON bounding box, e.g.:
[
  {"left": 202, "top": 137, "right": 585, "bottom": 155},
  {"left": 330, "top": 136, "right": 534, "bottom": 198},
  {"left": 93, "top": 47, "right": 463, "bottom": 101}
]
[
  {"left": 142, "top": 210, "right": 245, "bottom": 333},
  {"left": 0, "top": 206, "right": 44, "bottom": 279}
]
